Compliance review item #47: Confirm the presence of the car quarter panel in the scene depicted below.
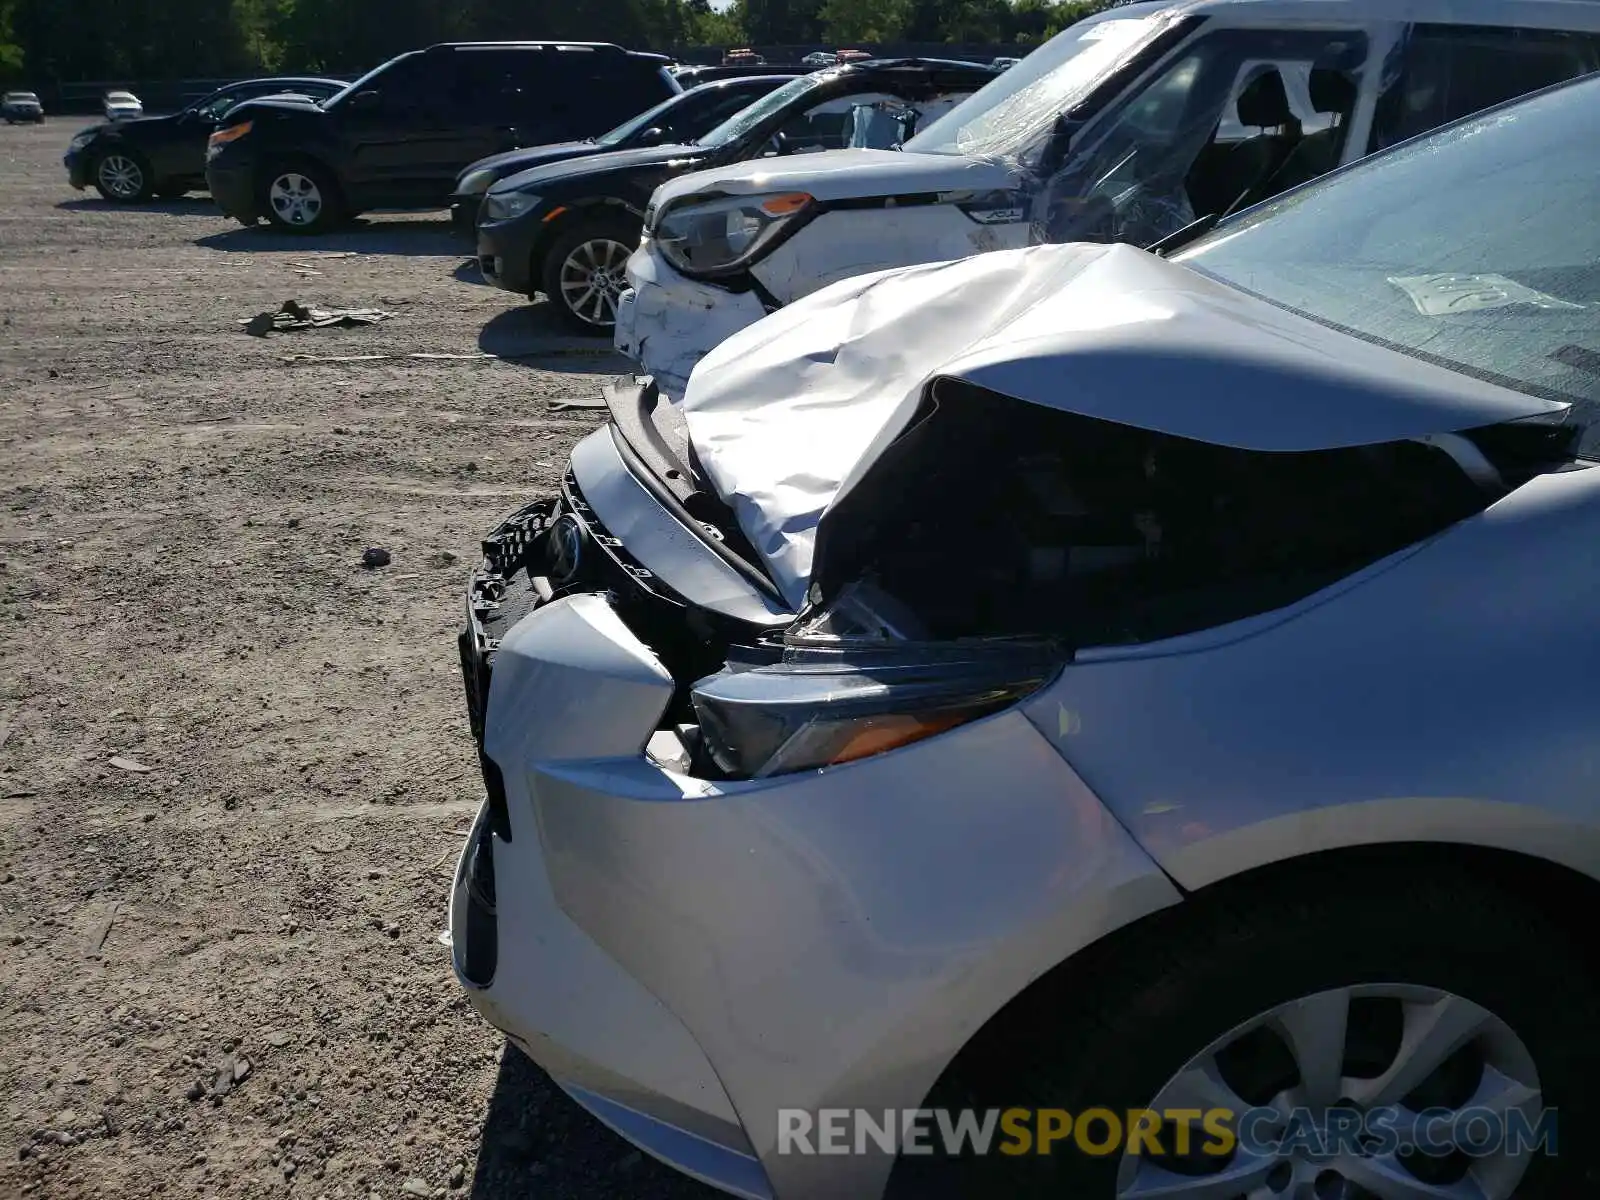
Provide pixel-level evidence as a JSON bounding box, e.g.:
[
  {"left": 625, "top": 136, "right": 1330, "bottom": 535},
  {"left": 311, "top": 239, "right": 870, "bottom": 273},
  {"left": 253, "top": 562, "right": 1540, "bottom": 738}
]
[{"left": 1022, "top": 463, "right": 1600, "bottom": 891}]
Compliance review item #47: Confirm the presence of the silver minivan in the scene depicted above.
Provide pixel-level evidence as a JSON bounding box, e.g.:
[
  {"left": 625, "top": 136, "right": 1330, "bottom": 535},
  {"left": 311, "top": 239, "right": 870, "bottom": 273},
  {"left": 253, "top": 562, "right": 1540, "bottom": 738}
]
[{"left": 616, "top": 0, "right": 1600, "bottom": 396}]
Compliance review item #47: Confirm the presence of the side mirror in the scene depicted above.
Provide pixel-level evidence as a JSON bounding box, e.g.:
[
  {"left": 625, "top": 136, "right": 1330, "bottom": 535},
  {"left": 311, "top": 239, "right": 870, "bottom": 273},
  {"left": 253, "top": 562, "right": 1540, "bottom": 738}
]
[
  {"left": 764, "top": 130, "right": 793, "bottom": 157},
  {"left": 636, "top": 126, "right": 667, "bottom": 146},
  {"left": 349, "top": 89, "right": 383, "bottom": 112}
]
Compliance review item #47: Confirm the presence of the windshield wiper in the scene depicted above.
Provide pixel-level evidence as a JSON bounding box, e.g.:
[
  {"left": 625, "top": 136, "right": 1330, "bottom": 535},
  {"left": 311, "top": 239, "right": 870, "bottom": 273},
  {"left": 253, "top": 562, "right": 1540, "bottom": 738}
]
[{"left": 1147, "top": 211, "right": 1221, "bottom": 258}]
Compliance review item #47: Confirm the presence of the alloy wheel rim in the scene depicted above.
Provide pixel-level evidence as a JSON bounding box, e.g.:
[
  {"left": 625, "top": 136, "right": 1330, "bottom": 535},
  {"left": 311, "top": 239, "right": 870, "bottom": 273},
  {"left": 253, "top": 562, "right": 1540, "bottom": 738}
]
[
  {"left": 557, "top": 237, "right": 632, "bottom": 327},
  {"left": 98, "top": 155, "right": 143, "bottom": 198},
  {"left": 269, "top": 173, "right": 323, "bottom": 227},
  {"left": 1116, "top": 984, "right": 1543, "bottom": 1200}
]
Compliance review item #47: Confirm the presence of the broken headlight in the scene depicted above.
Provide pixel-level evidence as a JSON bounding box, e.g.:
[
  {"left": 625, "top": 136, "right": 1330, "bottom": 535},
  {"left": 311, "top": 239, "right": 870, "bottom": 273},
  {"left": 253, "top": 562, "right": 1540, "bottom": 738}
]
[
  {"left": 654, "top": 191, "right": 813, "bottom": 278},
  {"left": 689, "top": 644, "right": 1059, "bottom": 779}
]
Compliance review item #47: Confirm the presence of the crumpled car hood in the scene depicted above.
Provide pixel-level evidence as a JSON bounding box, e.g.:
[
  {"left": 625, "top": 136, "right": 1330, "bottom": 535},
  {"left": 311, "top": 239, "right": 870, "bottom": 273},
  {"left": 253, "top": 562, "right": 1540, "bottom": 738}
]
[
  {"left": 648, "top": 147, "right": 1015, "bottom": 209},
  {"left": 681, "top": 241, "right": 1564, "bottom": 611}
]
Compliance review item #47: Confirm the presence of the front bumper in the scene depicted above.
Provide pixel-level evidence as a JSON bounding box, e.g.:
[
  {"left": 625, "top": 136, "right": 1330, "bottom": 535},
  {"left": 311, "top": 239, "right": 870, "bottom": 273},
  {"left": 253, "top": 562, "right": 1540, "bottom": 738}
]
[
  {"left": 450, "top": 193, "right": 482, "bottom": 238},
  {"left": 475, "top": 209, "right": 538, "bottom": 295},
  {"left": 205, "top": 151, "right": 258, "bottom": 223},
  {"left": 615, "top": 241, "right": 769, "bottom": 401},
  {"left": 450, "top": 456, "right": 1180, "bottom": 1198},
  {"left": 64, "top": 147, "right": 90, "bottom": 189}
]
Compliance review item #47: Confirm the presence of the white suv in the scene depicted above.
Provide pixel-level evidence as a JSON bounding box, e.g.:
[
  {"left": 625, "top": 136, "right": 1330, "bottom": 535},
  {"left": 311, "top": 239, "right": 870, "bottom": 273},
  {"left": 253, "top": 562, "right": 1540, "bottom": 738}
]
[{"left": 616, "top": 0, "right": 1600, "bottom": 397}]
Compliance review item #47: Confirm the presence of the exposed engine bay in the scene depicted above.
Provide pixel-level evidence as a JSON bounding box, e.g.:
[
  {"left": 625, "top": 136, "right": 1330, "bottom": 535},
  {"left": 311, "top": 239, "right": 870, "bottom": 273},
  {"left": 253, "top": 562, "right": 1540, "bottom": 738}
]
[{"left": 802, "top": 378, "right": 1580, "bottom": 648}]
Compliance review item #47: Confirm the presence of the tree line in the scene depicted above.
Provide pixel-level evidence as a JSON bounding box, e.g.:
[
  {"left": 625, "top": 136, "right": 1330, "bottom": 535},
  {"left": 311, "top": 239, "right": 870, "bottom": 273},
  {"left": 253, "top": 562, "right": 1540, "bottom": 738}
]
[{"left": 0, "top": 0, "right": 1116, "bottom": 85}]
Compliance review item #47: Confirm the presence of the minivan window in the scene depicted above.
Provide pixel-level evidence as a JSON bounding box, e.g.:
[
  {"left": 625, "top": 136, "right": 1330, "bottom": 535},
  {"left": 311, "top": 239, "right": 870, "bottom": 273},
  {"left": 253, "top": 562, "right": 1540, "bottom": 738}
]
[
  {"left": 902, "top": 10, "right": 1174, "bottom": 159},
  {"left": 697, "top": 72, "right": 826, "bottom": 147},
  {"left": 1177, "top": 77, "right": 1600, "bottom": 452},
  {"left": 1368, "top": 24, "right": 1600, "bottom": 152}
]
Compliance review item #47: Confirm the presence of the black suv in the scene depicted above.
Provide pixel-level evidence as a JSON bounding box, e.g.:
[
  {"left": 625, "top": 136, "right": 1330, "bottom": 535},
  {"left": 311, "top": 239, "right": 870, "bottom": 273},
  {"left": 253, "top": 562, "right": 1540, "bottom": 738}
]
[
  {"left": 63, "top": 77, "right": 345, "bottom": 203},
  {"left": 476, "top": 58, "right": 997, "bottom": 332},
  {"left": 205, "top": 42, "right": 679, "bottom": 233}
]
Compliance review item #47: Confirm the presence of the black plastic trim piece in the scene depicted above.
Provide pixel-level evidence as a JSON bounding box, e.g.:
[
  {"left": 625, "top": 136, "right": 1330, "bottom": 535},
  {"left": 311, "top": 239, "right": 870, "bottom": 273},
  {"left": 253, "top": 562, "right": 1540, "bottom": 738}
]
[{"left": 606, "top": 424, "right": 789, "bottom": 609}]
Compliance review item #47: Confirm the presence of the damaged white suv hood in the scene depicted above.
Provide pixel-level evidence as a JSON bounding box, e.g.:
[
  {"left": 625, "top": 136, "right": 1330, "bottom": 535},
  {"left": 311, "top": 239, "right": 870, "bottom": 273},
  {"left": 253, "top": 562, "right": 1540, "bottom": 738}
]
[
  {"left": 647, "top": 147, "right": 1018, "bottom": 210},
  {"left": 680, "top": 242, "right": 1562, "bottom": 611}
]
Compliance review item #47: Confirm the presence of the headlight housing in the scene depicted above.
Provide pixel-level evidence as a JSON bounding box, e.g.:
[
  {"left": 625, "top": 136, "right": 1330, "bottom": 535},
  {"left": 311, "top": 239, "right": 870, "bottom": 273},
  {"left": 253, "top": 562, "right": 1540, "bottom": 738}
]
[
  {"left": 482, "top": 190, "right": 541, "bottom": 222},
  {"left": 458, "top": 167, "right": 498, "bottom": 197},
  {"left": 70, "top": 131, "right": 97, "bottom": 150},
  {"left": 654, "top": 191, "right": 813, "bottom": 278},
  {"left": 689, "top": 635, "right": 1059, "bottom": 779}
]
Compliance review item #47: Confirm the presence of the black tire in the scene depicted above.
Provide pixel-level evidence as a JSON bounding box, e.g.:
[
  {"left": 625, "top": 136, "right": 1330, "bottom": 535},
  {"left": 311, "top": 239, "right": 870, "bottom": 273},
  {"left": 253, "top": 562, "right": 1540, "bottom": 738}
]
[
  {"left": 259, "top": 158, "right": 343, "bottom": 234},
  {"left": 538, "top": 211, "right": 640, "bottom": 336},
  {"left": 92, "top": 149, "right": 154, "bottom": 203},
  {"left": 888, "top": 855, "right": 1600, "bottom": 1199}
]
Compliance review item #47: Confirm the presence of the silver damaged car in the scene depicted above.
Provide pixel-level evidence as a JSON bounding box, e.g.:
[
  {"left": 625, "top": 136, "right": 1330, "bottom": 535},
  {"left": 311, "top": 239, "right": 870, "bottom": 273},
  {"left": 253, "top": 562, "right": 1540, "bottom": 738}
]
[{"left": 450, "top": 74, "right": 1600, "bottom": 1200}]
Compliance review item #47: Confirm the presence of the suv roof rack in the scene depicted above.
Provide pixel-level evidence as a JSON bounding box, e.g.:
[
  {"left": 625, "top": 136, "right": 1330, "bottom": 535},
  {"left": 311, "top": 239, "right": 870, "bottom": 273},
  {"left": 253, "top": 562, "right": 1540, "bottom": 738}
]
[{"left": 426, "top": 41, "right": 627, "bottom": 53}]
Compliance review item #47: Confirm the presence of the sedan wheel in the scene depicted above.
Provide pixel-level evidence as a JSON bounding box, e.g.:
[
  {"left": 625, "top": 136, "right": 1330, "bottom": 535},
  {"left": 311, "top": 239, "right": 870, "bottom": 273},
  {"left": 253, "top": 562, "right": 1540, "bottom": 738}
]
[
  {"left": 268, "top": 172, "right": 325, "bottom": 229},
  {"left": 555, "top": 236, "right": 632, "bottom": 330},
  {"left": 96, "top": 154, "right": 147, "bottom": 202},
  {"left": 889, "top": 860, "right": 1597, "bottom": 1200},
  {"left": 1121, "top": 984, "right": 1542, "bottom": 1200}
]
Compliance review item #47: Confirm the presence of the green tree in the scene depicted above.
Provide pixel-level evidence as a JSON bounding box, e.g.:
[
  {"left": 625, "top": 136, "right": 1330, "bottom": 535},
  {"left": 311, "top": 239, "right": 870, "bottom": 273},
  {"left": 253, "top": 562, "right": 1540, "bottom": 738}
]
[
  {"left": 820, "top": 0, "right": 910, "bottom": 43},
  {"left": 0, "top": 0, "right": 22, "bottom": 81}
]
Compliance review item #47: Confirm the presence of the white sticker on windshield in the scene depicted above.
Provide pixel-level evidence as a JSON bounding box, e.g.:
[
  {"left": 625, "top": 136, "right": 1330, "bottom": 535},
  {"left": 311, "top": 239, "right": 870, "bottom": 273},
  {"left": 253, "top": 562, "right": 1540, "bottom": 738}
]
[
  {"left": 1388, "top": 273, "right": 1584, "bottom": 317},
  {"left": 1081, "top": 19, "right": 1147, "bottom": 40}
]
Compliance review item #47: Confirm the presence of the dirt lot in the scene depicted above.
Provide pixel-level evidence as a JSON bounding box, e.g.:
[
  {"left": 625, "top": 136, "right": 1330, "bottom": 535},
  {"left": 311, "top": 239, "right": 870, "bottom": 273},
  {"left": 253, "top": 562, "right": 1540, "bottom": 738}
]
[{"left": 0, "top": 120, "right": 720, "bottom": 1200}]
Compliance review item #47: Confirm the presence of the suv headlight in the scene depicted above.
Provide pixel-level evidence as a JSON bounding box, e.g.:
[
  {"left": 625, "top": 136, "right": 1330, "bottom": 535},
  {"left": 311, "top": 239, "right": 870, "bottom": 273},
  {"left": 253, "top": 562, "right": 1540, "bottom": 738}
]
[
  {"left": 654, "top": 191, "right": 813, "bottom": 278},
  {"left": 458, "top": 167, "right": 498, "bottom": 197},
  {"left": 482, "top": 190, "right": 540, "bottom": 221},
  {"left": 70, "top": 131, "right": 96, "bottom": 150}
]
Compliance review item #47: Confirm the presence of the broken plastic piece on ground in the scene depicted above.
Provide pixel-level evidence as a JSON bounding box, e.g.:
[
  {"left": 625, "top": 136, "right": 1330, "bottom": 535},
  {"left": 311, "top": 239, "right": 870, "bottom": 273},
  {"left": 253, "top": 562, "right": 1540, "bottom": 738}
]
[
  {"left": 241, "top": 299, "right": 395, "bottom": 337},
  {"left": 548, "top": 394, "right": 608, "bottom": 411}
]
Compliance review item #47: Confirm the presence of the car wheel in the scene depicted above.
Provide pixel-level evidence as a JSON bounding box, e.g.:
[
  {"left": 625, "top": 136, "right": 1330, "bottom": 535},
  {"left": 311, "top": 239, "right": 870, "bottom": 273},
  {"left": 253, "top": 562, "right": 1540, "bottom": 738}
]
[
  {"left": 93, "top": 151, "right": 153, "bottom": 203},
  {"left": 260, "top": 161, "right": 342, "bottom": 234},
  {"left": 888, "top": 856, "right": 1600, "bottom": 1199},
  {"left": 540, "top": 213, "right": 639, "bottom": 335}
]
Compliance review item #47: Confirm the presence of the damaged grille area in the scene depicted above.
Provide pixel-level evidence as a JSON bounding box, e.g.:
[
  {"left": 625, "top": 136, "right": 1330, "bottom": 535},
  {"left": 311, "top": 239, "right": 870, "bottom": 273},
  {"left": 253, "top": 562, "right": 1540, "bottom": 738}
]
[
  {"left": 461, "top": 474, "right": 776, "bottom": 792},
  {"left": 810, "top": 378, "right": 1568, "bottom": 649}
]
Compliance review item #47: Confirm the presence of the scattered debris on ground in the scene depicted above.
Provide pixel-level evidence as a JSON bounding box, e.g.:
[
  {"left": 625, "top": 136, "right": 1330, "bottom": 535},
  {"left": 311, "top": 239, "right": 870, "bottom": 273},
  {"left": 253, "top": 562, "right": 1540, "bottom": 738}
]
[
  {"left": 0, "top": 121, "right": 713, "bottom": 1200},
  {"left": 241, "top": 299, "right": 395, "bottom": 336}
]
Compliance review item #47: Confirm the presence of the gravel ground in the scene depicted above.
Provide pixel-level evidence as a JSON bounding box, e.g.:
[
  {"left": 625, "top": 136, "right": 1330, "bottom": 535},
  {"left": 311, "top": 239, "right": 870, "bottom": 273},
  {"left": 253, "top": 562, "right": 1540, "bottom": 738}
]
[{"left": 0, "top": 119, "right": 721, "bottom": 1200}]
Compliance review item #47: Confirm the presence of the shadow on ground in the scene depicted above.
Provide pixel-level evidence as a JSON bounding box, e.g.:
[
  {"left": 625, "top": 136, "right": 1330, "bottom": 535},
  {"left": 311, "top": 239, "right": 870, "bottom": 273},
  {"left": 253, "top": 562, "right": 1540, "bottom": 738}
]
[
  {"left": 56, "top": 197, "right": 220, "bottom": 217},
  {"left": 454, "top": 258, "right": 492, "bottom": 287},
  {"left": 478, "top": 305, "right": 626, "bottom": 378},
  {"left": 196, "top": 216, "right": 467, "bottom": 256},
  {"left": 469, "top": 1043, "right": 723, "bottom": 1200}
]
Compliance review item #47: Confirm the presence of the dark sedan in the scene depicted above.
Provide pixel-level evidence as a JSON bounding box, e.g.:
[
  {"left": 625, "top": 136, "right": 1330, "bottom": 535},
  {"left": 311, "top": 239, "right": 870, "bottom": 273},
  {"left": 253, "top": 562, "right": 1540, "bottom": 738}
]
[
  {"left": 477, "top": 58, "right": 997, "bottom": 332},
  {"left": 449, "top": 74, "right": 797, "bottom": 234},
  {"left": 64, "top": 77, "right": 345, "bottom": 203}
]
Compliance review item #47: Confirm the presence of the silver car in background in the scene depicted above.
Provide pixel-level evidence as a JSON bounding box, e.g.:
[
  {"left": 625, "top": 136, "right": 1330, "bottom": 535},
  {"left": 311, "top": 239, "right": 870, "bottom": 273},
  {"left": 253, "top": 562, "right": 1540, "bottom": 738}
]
[
  {"left": 102, "top": 90, "right": 143, "bottom": 121},
  {"left": 452, "top": 74, "right": 1600, "bottom": 1200},
  {"left": 3, "top": 91, "right": 45, "bottom": 123}
]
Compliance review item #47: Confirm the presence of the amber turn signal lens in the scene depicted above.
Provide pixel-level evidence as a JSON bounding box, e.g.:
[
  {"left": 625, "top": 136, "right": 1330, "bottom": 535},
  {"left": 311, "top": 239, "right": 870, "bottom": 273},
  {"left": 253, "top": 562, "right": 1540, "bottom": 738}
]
[{"left": 208, "top": 121, "right": 253, "bottom": 147}]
